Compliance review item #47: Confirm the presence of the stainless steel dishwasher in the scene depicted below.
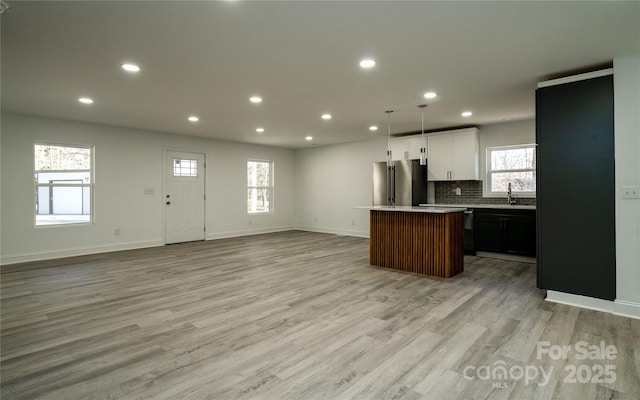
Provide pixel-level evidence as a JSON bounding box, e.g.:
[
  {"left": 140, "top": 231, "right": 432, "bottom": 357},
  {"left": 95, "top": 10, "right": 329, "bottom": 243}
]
[{"left": 463, "top": 209, "right": 475, "bottom": 255}]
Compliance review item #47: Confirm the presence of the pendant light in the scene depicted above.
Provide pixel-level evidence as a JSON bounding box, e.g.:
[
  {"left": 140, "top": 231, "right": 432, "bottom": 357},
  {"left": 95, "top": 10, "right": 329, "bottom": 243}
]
[
  {"left": 385, "top": 110, "right": 394, "bottom": 167},
  {"left": 418, "top": 104, "right": 428, "bottom": 166}
]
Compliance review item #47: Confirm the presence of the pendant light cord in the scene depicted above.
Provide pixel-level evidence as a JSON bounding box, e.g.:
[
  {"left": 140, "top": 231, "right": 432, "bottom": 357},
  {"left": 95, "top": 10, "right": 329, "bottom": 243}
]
[
  {"left": 418, "top": 104, "right": 428, "bottom": 165},
  {"left": 418, "top": 104, "right": 427, "bottom": 137},
  {"left": 385, "top": 110, "right": 394, "bottom": 151}
]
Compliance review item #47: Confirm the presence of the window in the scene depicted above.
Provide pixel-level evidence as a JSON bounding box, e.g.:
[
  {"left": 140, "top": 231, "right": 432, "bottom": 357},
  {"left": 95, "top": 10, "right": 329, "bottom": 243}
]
[
  {"left": 247, "top": 160, "right": 273, "bottom": 214},
  {"left": 173, "top": 158, "right": 198, "bottom": 177},
  {"left": 35, "top": 144, "right": 94, "bottom": 226},
  {"left": 486, "top": 144, "right": 536, "bottom": 196}
]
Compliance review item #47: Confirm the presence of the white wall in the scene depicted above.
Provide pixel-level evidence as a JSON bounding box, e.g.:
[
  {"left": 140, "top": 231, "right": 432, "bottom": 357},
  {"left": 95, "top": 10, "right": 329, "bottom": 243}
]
[
  {"left": 0, "top": 113, "right": 296, "bottom": 264},
  {"left": 613, "top": 55, "right": 640, "bottom": 317},
  {"left": 478, "top": 119, "right": 536, "bottom": 197},
  {"left": 295, "top": 137, "right": 387, "bottom": 237}
]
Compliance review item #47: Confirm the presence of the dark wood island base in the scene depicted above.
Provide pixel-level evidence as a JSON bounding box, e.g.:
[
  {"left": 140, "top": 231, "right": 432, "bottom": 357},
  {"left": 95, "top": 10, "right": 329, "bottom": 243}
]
[{"left": 370, "top": 209, "right": 464, "bottom": 278}]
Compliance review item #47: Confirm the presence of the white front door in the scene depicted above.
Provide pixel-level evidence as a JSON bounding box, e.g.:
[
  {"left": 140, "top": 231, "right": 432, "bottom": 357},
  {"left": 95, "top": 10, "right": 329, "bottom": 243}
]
[{"left": 164, "top": 151, "right": 205, "bottom": 244}]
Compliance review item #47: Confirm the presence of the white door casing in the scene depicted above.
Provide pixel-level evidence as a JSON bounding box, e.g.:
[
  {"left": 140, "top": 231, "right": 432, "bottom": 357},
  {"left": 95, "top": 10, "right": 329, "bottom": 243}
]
[{"left": 164, "top": 151, "right": 205, "bottom": 244}]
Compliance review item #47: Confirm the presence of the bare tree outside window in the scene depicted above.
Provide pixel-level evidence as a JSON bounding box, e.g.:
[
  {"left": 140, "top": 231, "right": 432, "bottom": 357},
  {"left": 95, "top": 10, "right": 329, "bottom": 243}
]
[
  {"left": 247, "top": 160, "right": 273, "bottom": 213},
  {"left": 488, "top": 145, "right": 536, "bottom": 193}
]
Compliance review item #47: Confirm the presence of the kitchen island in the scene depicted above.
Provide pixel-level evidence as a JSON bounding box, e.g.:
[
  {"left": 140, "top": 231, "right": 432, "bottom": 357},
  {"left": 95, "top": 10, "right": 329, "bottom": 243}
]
[{"left": 356, "top": 206, "right": 466, "bottom": 278}]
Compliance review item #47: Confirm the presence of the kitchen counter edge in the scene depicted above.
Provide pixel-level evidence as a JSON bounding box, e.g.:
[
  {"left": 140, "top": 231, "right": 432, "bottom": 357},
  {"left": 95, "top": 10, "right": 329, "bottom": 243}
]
[
  {"left": 354, "top": 206, "right": 467, "bottom": 214},
  {"left": 420, "top": 203, "right": 536, "bottom": 210}
]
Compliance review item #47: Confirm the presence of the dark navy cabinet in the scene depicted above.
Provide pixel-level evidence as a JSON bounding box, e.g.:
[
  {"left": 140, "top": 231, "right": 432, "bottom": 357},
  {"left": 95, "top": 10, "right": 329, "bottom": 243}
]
[
  {"left": 535, "top": 72, "right": 616, "bottom": 301},
  {"left": 475, "top": 209, "right": 536, "bottom": 257}
]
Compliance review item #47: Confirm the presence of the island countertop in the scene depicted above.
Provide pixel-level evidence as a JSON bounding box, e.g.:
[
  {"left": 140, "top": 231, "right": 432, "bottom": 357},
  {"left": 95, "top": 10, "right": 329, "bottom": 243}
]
[{"left": 354, "top": 205, "right": 467, "bottom": 214}]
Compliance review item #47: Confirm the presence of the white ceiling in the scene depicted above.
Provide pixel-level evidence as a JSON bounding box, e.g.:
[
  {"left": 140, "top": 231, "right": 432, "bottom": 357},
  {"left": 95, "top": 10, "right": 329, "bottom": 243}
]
[{"left": 2, "top": 1, "right": 639, "bottom": 148}]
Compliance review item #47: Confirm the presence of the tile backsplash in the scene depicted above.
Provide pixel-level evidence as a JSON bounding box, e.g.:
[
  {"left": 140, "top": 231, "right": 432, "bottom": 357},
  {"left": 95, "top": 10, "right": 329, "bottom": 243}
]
[{"left": 433, "top": 180, "right": 536, "bottom": 206}]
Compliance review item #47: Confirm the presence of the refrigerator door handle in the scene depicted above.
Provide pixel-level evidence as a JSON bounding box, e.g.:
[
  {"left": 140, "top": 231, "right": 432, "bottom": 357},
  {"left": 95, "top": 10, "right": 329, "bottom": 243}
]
[
  {"left": 391, "top": 166, "right": 396, "bottom": 205},
  {"left": 387, "top": 166, "right": 392, "bottom": 205}
]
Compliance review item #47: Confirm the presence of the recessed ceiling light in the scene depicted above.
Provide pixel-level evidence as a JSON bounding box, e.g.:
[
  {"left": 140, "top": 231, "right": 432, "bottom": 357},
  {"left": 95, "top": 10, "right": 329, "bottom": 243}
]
[
  {"left": 321, "top": 114, "right": 332, "bottom": 120},
  {"left": 369, "top": 126, "right": 378, "bottom": 131},
  {"left": 121, "top": 63, "right": 140, "bottom": 72},
  {"left": 78, "top": 97, "right": 93, "bottom": 104},
  {"left": 359, "top": 58, "right": 376, "bottom": 68},
  {"left": 424, "top": 91, "right": 437, "bottom": 99},
  {"left": 249, "top": 96, "right": 263, "bottom": 103},
  {"left": 461, "top": 111, "right": 473, "bottom": 117},
  {"left": 188, "top": 116, "right": 199, "bottom": 122},
  {"left": 256, "top": 127, "right": 265, "bottom": 133},
  {"left": 305, "top": 136, "right": 313, "bottom": 141}
]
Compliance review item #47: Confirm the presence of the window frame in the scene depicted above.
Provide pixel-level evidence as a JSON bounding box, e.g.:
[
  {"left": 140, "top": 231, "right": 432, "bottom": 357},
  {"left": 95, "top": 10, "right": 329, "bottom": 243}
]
[
  {"left": 34, "top": 142, "right": 95, "bottom": 227},
  {"left": 484, "top": 143, "right": 536, "bottom": 198},
  {"left": 247, "top": 159, "right": 274, "bottom": 215}
]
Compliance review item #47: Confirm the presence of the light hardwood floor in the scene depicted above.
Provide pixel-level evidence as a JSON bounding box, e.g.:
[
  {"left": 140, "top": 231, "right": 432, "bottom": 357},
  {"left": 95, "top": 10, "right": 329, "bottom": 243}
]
[{"left": 1, "top": 231, "right": 638, "bottom": 400}]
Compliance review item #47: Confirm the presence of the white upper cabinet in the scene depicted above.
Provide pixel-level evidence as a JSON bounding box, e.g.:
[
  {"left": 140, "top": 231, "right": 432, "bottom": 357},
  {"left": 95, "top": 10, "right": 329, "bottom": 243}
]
[
  {"left": 427, "top": 133, "right": 451, "bottom": 180},
  {"left": 388, "top": 136, "right": 427, "bottom": 161},
  {"left": 407, "top": 137, "right": 427, "bottom": 160},
  {"left": 427, "top": 128, "right": 479, "bottom": 181},
  {"left": 389, "top": 140, "right": 409, "bottom": 161}
]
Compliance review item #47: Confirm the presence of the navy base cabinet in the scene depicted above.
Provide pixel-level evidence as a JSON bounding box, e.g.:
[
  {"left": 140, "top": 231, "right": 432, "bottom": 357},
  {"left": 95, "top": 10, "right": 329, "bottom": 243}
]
[{"left": 475, "top": 209, "right": 536, "bottom": 258}]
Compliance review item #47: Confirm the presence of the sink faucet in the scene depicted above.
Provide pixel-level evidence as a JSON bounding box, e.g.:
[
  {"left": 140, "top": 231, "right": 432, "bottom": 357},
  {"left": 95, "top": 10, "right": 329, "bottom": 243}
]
[{"left": 507, "top": 182, "right": 517, "bottom": 205}]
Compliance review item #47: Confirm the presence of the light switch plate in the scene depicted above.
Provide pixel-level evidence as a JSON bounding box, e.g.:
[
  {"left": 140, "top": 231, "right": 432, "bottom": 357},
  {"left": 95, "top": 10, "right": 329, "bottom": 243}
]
[{"left": 622, "top": 185, "right": 640, "bottom": 199}]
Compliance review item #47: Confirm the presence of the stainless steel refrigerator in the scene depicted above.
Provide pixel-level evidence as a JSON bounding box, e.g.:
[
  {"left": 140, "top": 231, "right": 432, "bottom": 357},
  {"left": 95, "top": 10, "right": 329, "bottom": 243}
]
[{"left": 372, "top": 160, "right": 428, "bottom": 206}]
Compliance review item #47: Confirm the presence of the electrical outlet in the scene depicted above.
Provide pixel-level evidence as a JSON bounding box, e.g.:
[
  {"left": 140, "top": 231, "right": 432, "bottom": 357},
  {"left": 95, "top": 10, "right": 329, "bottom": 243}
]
[
  {"left": 455, "top": 187, "right": 461, "bottom": 196},
  {"left": 622, "top": 185, "right": 640, "bottom": 199},
  {"left": 114, "top": 228, "right": 121, "bottom": 236}
]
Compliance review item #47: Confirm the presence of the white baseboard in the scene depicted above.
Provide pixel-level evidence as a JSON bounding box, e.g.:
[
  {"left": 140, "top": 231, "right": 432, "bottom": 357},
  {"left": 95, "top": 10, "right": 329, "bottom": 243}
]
[
  {"left": 546, "top": 290, "right": 614, "bottom": 313},
  {"left": 475, "top": 251, "right": 536, "bottom": 264},
  {"left": 295, "top": 225, "right": 369, "bottom": 238},
  {"left": 614, "top": 299, "right": 640, "bottom": 320},
  {"left": 206, "top": 225, "right": 295, "bottom": 240},
  {"left": 546, "top": 290, "right": 640, "bottom": 320},
  {"left": 1, "top": 226, "right": 296, "bottom": 265},
  {"left": 0, "top": 239, "right": 164, "bottom": 266}
]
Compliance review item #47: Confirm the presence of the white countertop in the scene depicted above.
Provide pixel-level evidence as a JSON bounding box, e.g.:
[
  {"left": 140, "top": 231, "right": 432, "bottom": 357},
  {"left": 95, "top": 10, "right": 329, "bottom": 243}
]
[
  {"left": 420, "top": 203, "right": 536, "bottom": 210},
  {"left": 354, "top": 205, "right": 467, "bottom": 214}
]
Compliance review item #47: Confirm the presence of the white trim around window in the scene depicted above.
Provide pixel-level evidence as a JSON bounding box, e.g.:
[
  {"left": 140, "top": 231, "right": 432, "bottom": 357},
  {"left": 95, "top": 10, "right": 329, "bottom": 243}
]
[
  {"left": 247, "top": 159, "right": 274, "bottom": 214},
  {"left": 484, "top": 144, "right": 536, "bottom": 198},
  {"left": 34, "top": 142, "right": 95, "bottom": 227}
]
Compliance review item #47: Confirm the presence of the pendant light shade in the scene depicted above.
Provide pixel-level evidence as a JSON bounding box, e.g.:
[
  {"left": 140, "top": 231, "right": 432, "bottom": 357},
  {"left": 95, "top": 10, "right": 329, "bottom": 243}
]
[
  {"left": 386, "top": 110, "right": 394, "bottom": 167},
  {"left": 418, "top": 104, "right": 428, "bottom": 166}
]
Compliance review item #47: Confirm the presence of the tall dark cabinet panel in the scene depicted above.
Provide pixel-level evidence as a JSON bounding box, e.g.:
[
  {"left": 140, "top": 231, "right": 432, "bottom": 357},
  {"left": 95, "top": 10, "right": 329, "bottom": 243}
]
[{"left": 536, "top": 73, "right": 615, "bottom": 300}]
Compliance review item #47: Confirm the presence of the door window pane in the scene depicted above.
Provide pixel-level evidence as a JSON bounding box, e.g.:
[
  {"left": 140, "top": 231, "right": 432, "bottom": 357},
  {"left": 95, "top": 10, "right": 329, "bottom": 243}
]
[{"left": 173, "top": 159, "right": 198, "bottom": 177}]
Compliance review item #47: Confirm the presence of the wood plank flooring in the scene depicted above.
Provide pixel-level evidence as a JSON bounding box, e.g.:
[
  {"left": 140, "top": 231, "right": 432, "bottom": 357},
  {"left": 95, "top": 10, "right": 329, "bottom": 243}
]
[{"left": 1, "top": 230, "right": 638, "bottom": 400}]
